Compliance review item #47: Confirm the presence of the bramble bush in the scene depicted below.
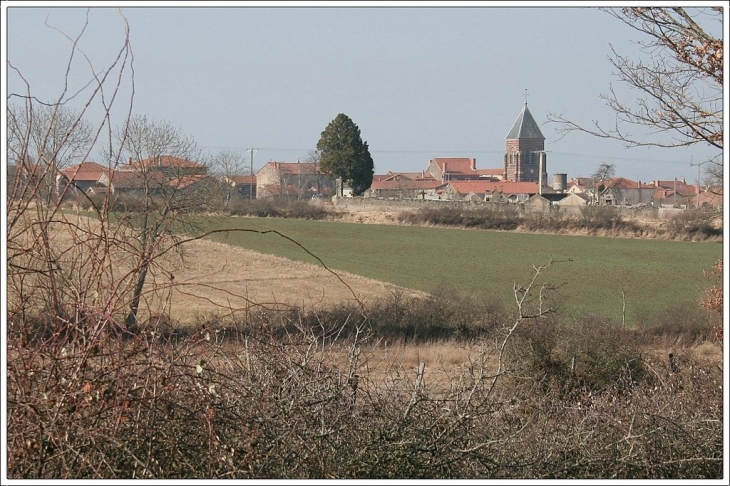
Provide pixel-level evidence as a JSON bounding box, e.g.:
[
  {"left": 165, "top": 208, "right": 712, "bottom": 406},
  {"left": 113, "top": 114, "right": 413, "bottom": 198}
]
[{"left": 7, "top": 294, "right": 723, "bottom": 479}]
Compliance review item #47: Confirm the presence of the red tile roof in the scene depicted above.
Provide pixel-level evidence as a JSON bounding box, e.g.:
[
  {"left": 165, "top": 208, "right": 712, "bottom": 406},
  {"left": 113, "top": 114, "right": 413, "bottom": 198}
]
[
  {"left": 379, "top": 172, "right": 436, "bottom": 183},
  {"left": 386, "top": 171, "right": 431, "bottom": 180},
  {"left": 433, "top": 158, "right": 499, "bottom": 178},
  {"left": 445, "top": 180, "right": 539, "bottom": 195},
  {"left": 434, "top": 158, "right": 477, "bottom": 172},
  {"left": 605, "top": 177, "right": 655, "bottom": 190},
  {"left": 227, "top": 175, "right": 256, "bottom": 185},
  {"left": 108, "top": 170, "right": 164, "bottom": 188},
  {"left": 698, "top": 190, "right": 722, "bottom": 207},
  {"left": 168, "top": 175, "right": 210, "bottom": 190},
  {"left": 370, "top": 179, "right": 443, "bottom": 191},
  {"left": 124, "top": 155, "right": 206, "bottom": 171},
  {"left": 60, "top": 161, "right": 110, "bottom": 182},
  {"left": 652, "top": 179, "right": 686, "bottom": 189},
  {"left": 569, "top": 177, "right": 594, "bottom": 188}
]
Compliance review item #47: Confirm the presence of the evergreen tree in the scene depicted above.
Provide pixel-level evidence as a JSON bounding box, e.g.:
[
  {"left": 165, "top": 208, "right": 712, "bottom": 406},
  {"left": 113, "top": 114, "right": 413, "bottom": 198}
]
[{"left": 316, "top": 113, "right": 374, "bottom": 196}]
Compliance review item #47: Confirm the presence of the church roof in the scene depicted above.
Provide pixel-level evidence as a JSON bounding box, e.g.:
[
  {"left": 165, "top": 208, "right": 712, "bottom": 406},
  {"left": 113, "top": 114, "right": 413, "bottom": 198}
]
[{"left": 506, "top": 103, "right": 545, "bottom": 140}]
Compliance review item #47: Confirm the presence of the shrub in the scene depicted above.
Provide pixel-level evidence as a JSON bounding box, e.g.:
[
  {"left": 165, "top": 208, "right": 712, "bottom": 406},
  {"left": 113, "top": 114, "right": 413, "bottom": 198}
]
[
  {"left": 579, "top": 205, "right": 624, "bottom": 229},
  {"left": 366, "top": 287, "right": 506, "bottom": 343},
  {"left": 229, "top": 198, "right": 334, "bottom": 220},
  {"left": 398, "top": 205, "right": 522, "bottom": 230},
  {"left": 639, "top": 301, "right": 718, "bottom": 346},
  {"left": 507, "top": 314, "right": 645, "bottom": 394},
  {"left": 665, "top": 210, "right": 722, "bottom": 240}
]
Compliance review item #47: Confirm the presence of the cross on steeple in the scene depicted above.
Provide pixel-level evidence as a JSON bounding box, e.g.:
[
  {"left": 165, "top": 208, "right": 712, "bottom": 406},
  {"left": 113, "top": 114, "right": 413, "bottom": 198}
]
[{"left": 524, "top": 89, "right": 529, "bottom": 107}]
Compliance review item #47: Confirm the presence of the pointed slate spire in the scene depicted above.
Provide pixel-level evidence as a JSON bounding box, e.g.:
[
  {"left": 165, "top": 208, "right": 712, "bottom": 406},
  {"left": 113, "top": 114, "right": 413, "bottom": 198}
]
[{"left": 506, "top": 102, "right": 545, "bottom": 140}]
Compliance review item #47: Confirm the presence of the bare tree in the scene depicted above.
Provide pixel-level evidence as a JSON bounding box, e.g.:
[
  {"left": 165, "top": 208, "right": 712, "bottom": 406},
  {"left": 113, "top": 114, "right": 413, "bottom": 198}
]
[
  {"left": 548, "top": 8, "right": 723, "bottom": 183},
  {"left": 303, "top": 149, "right": 321, "bottom": 164},
  {"left": 7, "top": 103, "right": 94, "bottom": 203},
  {"left": 211, "top": 149, "right": 248, "bottom": 207},
  {"left": 111, "top": 115, "right": 213, "bottom": 328},
  {"left": 6, "top": 8, "right": 134, "bottom": 333},
  {"left": 590, "top": 162, "right": 616, "bottom": 204}
]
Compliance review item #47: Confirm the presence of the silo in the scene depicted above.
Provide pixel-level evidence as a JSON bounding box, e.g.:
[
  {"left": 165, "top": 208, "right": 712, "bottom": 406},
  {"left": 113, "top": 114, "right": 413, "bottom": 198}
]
[{"left": 552, "top": 173, "right": 568, "bottom": 192}]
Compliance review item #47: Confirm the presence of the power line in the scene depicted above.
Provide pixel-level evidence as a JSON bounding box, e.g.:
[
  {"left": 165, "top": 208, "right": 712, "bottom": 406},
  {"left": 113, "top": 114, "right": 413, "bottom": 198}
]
[
  {"left": 202, "top": 145, "right": 701, "bottom": 165},
  {"left": 545, "top": 150, "right": 697, "bottom": 165}
]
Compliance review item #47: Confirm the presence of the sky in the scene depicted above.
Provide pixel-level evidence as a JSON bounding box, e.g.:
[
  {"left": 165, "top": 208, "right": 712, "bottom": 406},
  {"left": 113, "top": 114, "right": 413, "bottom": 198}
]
[{"left": 3, "top": 1, "right": 727, "bottom": 184}]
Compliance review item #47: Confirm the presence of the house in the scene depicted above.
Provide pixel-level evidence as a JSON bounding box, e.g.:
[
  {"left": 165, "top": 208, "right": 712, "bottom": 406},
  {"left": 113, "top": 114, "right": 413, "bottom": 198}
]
[
  {"left": 567, "top": 177, "right": 594, "bottom": 196},
  {"left": 74, "top": 155, "right": 217, "bottom": 199},
  {"left": 650, "top": 179, "right": 697, "bottom": 208},
  {"left": 524, "top": 194, "right": 553, "bottom": 212},
  {"left": 426, "top": 157, "right": 502, "bottom": 181},
  {"left": 439, "top": 180, "right": 539, "bottom": 202},
  {"left": 223, "top": 175, "right": 257, "bottom": 199},
  {"left": 336, "top": 178, "right": 353, "bottom": 198},
  {"left": 524, "top": 192, "right": 571, "bottom": 212},
  {"left": 568, "top": 177, "right": 654, "bottom": 206},
  {"left": 105, "top": 170, "right": 165, "bottom": 194},
  {"left": 56, "top": 161, "right": 111, "bottom": 195},
  {"left": 365, "top": 171, "right": 441, "bottom": 199},
  {"left": 119, "top": 155, "right": 208, "bottom": 177},
  {"left": 255, "top": 161, "right": 335, "bottom": 199},
  {"left": 553, "top": 192, "right": 589, "bottom": 214},
  {"left": 597, "top": 178, "right": 655, "bottom": 206},
  {"left": 697, "top": 187, "right": 723, "bottom": 210}
]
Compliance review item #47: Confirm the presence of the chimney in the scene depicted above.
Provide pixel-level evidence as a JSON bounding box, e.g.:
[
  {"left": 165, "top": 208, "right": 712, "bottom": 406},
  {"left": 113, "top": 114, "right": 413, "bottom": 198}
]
[
  {"left": 128, "top": 157, "right": 132, "bottom": 165},
  {"left": 471, "top": 158, "right": 476, "bottom": 171}
]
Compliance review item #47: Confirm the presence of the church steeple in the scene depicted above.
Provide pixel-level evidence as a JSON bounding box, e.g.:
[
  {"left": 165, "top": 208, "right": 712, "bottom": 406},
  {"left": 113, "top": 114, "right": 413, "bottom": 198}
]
[
  {"left": 505, "top": 102, "right": 545, "bottom": 141},
  {"left": 504, "top": 96, "right": 547, "bottom": 183}
]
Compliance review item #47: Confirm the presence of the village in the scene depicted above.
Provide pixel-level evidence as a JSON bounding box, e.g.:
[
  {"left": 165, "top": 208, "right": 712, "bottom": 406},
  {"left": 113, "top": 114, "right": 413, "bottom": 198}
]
[{"left": 9, "top": 101, "right": 722, "bottom": 213}]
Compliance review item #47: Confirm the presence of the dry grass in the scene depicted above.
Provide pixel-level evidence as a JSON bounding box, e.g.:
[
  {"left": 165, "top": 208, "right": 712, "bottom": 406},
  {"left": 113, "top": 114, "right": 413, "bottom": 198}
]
[
  {"left": 165, "top": 238, "right": 426, "bottom": 323},
  {"left": 21, "top": 212, "right": 425, "bottom": 326}
]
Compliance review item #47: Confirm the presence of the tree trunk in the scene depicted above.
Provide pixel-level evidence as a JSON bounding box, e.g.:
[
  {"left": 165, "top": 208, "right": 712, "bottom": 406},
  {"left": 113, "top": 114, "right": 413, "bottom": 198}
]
[{"left": 125, "top": 262, "right": 149, "bottom": 331}]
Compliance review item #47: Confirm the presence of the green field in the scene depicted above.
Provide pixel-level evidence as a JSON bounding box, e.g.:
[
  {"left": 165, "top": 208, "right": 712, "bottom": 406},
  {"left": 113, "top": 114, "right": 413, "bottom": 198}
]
[{"left": 196, "top": 216, "right": 722, "bottom": 321}]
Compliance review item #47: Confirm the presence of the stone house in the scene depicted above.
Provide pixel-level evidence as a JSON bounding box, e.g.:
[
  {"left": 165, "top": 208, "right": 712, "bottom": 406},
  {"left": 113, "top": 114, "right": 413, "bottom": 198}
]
[
  {"left": 255, "top": 161, "right": 335, "bottom": 199},
  {"left": 365, "top": 172, "right": 442, "bottom": 199},
  {"left": 426, "top": 157, "right": 502, "bottom": 181},
  {"left": 439, "top": 180, "right": 539, "bottom": 202}
]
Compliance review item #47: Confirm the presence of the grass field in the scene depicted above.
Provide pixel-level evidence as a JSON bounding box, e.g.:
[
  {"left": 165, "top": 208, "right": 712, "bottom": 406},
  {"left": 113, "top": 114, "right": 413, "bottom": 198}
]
[{"left": 195, "top": 215, "right": 723, "bottom": 321}]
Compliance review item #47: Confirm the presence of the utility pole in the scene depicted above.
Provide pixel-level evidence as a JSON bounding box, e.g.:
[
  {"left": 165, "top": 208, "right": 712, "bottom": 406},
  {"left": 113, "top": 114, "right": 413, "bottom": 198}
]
[
  {"left": 249, "top": 148, "right": 258, "bottom": 200},
  {"left": 690, "top": 156, "right": 710, "bottom": 209}
]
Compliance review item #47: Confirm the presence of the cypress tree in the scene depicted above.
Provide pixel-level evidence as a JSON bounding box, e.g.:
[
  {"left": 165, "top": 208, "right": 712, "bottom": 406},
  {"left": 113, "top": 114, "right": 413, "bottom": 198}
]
[{"left": 317, "top": 113, "right": 374, "bottom": 196}]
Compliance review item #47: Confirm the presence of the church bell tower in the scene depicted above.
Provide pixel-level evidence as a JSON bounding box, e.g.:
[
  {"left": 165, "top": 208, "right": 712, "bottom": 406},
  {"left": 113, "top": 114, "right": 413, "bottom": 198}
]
[{"left": 504, "top": 96, "right": 547, "bottom": 184}]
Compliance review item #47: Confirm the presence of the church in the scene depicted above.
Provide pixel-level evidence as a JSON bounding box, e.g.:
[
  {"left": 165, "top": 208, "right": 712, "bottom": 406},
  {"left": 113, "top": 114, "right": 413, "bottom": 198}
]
[
  {"left": 365, "top": 99, "right": 559, "bottom": 200},
  {"left": 504, "top": 100, "right": 548, "bottom": 184}
]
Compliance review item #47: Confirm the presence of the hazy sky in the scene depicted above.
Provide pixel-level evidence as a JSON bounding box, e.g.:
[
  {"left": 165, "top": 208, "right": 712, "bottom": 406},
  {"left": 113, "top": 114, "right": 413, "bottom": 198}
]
[{"left": 3, "top": 2, "right": 726, "bottom": 184}]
